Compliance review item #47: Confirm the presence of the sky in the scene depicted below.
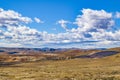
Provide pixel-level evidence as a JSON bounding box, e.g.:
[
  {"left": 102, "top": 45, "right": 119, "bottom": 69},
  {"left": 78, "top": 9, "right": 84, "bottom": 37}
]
[{"left": 0, "top": 0, "right": 120, "bottom": 48}]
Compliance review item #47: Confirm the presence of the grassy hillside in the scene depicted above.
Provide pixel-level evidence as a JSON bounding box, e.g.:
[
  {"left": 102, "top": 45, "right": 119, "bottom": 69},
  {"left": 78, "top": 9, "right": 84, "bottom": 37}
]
[
  {"left": 0, "top": 55, "right": 120, "bottom": 80},
  {"left": 0, "top": 47, "right": 120, "bottom": 80}
]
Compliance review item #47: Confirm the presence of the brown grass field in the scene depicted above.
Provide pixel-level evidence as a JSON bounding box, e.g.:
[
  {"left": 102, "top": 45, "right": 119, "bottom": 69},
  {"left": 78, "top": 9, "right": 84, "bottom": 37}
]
[{"left": 0, "top": 48, "right": 120, "bottom": 80}]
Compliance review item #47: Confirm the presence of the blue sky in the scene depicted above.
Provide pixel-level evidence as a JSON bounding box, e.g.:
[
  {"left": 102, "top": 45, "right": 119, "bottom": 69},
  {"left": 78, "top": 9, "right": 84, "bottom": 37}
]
[
  {"left": 0, "top": 0, "right": 120, "bottom": 48},
  {"left": 1, "top": 0, "right": 120, "bottom": 33}
]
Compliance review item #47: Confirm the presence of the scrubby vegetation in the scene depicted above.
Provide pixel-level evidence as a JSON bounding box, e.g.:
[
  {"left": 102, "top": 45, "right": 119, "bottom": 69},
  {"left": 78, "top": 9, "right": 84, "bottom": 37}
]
[
  {"left": 0, "top": 57, "right": 120, "bottom": 80},
  {"left": 0, "top": 47, "right": 120, "bottom": 80}
]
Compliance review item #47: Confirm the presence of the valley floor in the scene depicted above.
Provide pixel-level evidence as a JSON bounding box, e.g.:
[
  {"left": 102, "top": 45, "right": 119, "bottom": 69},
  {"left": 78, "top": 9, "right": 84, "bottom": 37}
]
[{"left": 0, "top": 56, "right": 120, "bottom": 80}]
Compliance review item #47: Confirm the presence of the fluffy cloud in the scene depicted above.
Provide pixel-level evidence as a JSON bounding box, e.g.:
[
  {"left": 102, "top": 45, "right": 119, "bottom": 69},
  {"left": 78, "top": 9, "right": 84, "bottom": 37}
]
[
  {"left": 90, "top": 30, "right": 120, "bottom": 41},
  {"left": 0, "top": 8, "right": 120, "bottom": 48},
  {"left": 57, "top": 19, "right": 69, "bottom": 31},
  {"left": 0, "top": 8, "right": 32, "bottom": 28},
  {"left": 54, "top": 9, "right": 120, "bottom": 48},
  {"left": 74, "top": 9, "right": 114, "bottom": 32},
  {"left": 34, "top": 17, "right": 44, "bottom": 23},
  {"left": 0, "top": 8, "right": 44, "bottom": 46}
]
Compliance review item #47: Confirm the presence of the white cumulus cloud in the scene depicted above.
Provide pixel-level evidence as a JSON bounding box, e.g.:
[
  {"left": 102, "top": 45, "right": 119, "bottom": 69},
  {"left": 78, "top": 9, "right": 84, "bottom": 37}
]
[
  {"left": 0, "top": 8, "right": 32, "bottom": 28},
  {"left": 74, "top": 8, "right": 114, "bottom": 32},
  {"left": 0, "top": 8, "right": 120, "bottom": 48}
]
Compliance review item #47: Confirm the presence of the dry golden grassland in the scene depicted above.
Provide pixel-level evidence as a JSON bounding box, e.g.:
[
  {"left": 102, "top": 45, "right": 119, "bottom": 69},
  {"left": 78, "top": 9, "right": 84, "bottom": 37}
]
[{"left": 0, "top": 54, "right": 120, "bottom": 80}]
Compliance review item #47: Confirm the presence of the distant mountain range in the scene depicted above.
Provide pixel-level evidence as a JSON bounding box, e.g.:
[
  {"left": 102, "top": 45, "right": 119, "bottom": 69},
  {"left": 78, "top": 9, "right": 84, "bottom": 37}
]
[
  {"left": 0, "top": 47, "right": 119, "bottom": 63},
  {"left": 0, "top": 47, "right": 85, "bottom": 54}
]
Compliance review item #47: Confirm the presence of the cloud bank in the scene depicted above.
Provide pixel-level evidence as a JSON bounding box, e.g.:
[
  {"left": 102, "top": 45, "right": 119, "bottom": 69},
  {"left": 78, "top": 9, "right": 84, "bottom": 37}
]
[{"left": 0, "top": 8, "right": 120, "bottom": 48}]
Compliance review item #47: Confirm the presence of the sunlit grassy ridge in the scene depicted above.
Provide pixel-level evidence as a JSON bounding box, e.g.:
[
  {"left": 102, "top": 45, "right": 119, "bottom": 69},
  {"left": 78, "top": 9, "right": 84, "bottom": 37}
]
[
  {"left": 0, "top": 47, "right": 120, "bottom": 80},
  {"left": 0, "top": 57, "right": 120, "bottom": 80}
]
